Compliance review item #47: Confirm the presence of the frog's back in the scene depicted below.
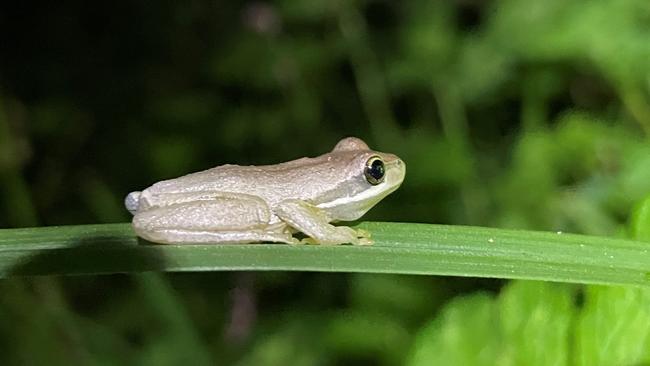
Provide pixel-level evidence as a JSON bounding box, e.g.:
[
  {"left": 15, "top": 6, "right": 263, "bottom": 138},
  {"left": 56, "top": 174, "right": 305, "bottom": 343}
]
[
  {"left": 142, "top": 156, "right": 352, "bottom": 206},
  {"left": 149, "top": 164, "right": 266, "bottom": 194}
]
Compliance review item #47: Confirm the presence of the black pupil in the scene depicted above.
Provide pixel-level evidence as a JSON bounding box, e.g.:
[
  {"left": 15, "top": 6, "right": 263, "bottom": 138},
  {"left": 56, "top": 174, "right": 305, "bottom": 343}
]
[{"left": 368, "top": 159, "right": 385, "bottom": 181}]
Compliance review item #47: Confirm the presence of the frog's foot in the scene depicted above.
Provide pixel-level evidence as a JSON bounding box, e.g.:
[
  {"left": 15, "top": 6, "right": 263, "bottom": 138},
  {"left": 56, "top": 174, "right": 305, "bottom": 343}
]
[
  {"left": 354, "top": 228, "right": 373, "bottom": 246},
  {"left": 275, "top": 199, "right": 374, "bottom": 245},
  {"left": 300, "top": 238, "right": 369, "bottom": 246},
  {"left": 298, "top": 227, "right": 372, "bottom": 245},
  {"left": 324, "top": 226, "right": 372, "bottom": 245}
]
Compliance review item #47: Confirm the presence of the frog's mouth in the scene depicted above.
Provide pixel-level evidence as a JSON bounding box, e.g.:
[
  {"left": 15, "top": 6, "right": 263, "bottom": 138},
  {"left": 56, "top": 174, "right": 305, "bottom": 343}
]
[{"left": 317, "top": 158, "right": 406, "bottom": 221}]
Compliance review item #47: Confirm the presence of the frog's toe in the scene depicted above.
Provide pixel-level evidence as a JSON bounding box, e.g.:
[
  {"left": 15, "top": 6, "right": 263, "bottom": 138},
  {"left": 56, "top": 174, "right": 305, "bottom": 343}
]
[
  {"left": 350, "top": 228, "right": 373, "bottom": 245},
  {"left": 299, "top": 237, "right": 320, "bottom": 245},
  {"left": 355, "top": 229, "right": 371, "bottom": 239},
  {"left": 357, "top": 237, "right": 374, "bottom": 246},
  {"left": 285, "top": 236, "right": 302, "bottom": 245}
]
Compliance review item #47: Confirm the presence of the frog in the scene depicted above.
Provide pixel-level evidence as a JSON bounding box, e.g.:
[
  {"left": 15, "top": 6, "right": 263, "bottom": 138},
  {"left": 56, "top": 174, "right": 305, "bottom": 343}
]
[{"left": 124, "top": 137, "right": 405, "bottom": 245}]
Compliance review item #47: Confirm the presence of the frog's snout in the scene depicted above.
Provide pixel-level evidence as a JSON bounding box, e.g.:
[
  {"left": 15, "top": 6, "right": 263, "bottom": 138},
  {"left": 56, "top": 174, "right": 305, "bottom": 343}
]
[
  {"left": 384, "top": 154, "right": 404, "bottom": 169},
  {"left": 384, "top": 155, "right": 406, "bottom": 185}
]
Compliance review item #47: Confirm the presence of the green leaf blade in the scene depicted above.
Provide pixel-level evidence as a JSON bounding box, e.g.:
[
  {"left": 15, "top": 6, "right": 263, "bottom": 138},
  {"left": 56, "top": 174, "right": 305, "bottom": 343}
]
[{"left": 1, "top": 222, "right": 650, "bottom": 286}]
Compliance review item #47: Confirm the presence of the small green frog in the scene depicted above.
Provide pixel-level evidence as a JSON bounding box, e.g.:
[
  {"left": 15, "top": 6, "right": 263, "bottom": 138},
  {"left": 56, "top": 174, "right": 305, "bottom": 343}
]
[{"left": 125, "top": 137, "right": 405, "bottom": 245}]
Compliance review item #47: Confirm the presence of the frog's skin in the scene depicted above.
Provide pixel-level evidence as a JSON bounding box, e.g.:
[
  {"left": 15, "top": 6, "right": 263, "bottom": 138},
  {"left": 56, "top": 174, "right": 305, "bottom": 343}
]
[{"left": 125, "top": 137, "right": 405, "bottom": 245}]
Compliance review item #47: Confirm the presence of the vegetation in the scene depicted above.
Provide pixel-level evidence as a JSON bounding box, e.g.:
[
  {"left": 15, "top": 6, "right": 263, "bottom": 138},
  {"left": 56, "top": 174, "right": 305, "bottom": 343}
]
[
  {"left": 3, "top": 222, "right": 650, "bottom": 288},
  {"left": 0, "top": 0, "right": 649, "bottom": 364}
]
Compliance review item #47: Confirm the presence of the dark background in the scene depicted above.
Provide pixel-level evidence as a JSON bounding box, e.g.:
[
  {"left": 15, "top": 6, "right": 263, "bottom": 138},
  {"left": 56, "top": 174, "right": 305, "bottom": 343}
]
[{"left": 0, "top": 0, "right": 649, "bottom": 364}]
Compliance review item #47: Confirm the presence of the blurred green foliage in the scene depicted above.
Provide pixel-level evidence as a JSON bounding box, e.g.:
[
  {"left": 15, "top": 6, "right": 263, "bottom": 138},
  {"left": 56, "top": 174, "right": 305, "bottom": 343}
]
[
  {"left": 409, "top": 282, "right": 650, "bottom": 366},
  {"left": 0, "top": 0, "right": 649, "bottom": 364}
]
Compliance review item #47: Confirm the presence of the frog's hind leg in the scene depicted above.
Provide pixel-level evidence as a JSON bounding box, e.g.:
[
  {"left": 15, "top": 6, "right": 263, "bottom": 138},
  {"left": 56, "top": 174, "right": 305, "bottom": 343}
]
[
  {"left": 132, "top": 193, "right": 296, "bottom": 244},
  {"left": 140, "top": 226, "right": 296, "bottom": 244}
]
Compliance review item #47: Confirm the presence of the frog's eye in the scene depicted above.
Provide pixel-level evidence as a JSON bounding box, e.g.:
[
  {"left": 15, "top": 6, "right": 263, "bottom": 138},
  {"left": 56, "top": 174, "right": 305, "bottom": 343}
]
[{"left": 364, "top": 156, "right": 385, "bottom": 185}]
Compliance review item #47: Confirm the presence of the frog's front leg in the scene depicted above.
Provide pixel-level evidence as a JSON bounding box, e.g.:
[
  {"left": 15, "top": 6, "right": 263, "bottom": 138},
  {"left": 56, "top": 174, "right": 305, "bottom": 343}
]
[
  {"left": 274, "top": 200, "right": 371, "bottom": 245},
  {"left": 132, "top": 192, "right": 296, "bottom": 244}
]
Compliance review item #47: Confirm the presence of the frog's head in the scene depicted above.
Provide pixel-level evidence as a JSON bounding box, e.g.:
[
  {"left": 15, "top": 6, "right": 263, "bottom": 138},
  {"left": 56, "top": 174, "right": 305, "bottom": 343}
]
[{"left": 316, "top": 137, "right": 406, "bottom": 221}]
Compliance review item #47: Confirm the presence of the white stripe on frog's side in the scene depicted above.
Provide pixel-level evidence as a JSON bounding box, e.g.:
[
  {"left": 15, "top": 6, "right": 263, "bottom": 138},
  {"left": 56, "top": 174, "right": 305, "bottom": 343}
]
[{"left": 316, "top": 162, "right": 404, "bottom": 221}]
